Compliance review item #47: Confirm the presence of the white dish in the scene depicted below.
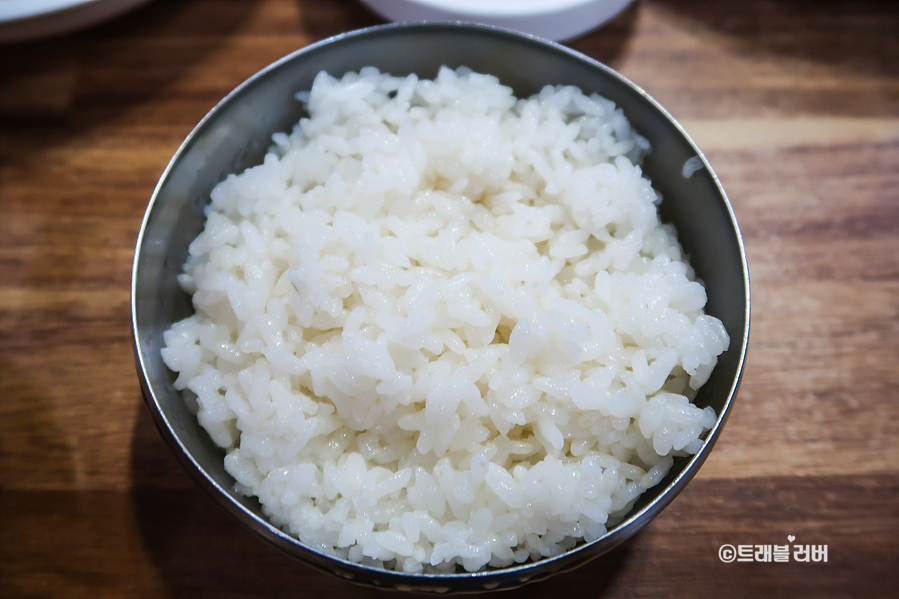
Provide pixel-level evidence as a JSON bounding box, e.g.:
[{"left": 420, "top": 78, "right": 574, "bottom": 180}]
[
  {"left": 0, "top": 0, "right": 154, "bottom": 43},
  {"left": 357, "top": 0, "right": 636, "bottom": 42}
]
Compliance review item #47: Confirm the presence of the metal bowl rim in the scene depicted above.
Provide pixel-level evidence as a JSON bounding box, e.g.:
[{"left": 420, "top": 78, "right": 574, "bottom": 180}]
[{"left": 131, "top": 20, "right": 750, "bottom": 582}]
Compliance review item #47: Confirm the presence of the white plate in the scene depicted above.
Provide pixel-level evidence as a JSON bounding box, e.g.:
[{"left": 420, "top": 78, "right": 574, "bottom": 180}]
[
  {"left": 0, "top": 0, "right": 154, "bottom": 43},
  {"left": 357, "top": 0, "right": 637, "bottom": 42}
]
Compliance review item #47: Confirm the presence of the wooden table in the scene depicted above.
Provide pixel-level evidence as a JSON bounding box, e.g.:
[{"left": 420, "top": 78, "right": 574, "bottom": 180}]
[{"left": 2, "top": 1, "right": 897, "bottom": 597}]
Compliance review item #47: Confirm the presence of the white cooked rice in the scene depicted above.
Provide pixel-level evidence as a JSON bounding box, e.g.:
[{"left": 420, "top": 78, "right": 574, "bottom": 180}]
[{"left": 161, "top": 66, "right": 729, "bottom": 573}]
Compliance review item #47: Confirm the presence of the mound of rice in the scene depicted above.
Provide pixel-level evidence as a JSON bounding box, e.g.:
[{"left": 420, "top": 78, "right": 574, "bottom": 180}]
[{"left": 161, "top": 66, "right": 729, "bottom": 573}]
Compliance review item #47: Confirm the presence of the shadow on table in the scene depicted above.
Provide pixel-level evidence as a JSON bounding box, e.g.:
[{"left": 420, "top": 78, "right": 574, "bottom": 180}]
[
  {"left": 130, "top": 404, "right": 632, "bottom": 598},
  {"left": 569, "top": 0, "right": 642, "bottom": 68},
  {"left": 296, "top": 0, "right": 382, "bottom": 42},
  {"left": 650, "top": 0, "right": 899, "bottom": 78},
  {"left": 0, "top": 0, "right": 254, "bottom": 128}
]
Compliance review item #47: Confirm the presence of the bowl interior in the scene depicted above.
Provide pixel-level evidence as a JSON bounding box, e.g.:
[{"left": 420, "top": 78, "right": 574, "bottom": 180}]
[{"left": 133, "top": 23, "right": 748, "bottom": 592}]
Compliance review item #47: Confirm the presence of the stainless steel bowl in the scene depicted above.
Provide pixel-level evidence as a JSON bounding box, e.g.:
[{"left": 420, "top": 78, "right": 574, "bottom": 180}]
[{"left": 132, "top": 22, "right": 749, "bottom": 593}]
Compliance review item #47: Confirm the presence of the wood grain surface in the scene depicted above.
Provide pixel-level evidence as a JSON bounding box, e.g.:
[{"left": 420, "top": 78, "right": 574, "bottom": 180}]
[{"left": 2, "top": 1, "right": 897, "bottom": 597}]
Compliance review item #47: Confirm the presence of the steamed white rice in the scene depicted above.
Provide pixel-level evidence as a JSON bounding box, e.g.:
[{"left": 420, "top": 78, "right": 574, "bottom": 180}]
[{"left": 161, "top": 66, "right": 729, "bottom": 573}]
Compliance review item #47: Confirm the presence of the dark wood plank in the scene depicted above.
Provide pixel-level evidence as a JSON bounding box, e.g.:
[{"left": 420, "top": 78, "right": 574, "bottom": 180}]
[{"left": 2, "top": 472, "right": 896, "bottom": 598}]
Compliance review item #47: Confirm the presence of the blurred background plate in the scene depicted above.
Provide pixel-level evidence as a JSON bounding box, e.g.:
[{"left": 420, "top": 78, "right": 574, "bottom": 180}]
[
  {"left": 0, "top": 0, "right": 154, "bottom": 43},
  {"left": 357, "top": 0, "right": 637, "bottom": 41}
]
